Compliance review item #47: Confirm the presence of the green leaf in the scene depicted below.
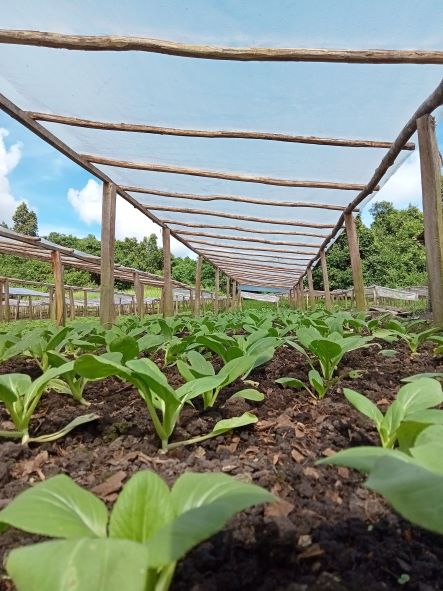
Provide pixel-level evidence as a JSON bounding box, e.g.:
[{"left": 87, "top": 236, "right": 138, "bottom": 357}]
[
  {"left": 211, "top": 412, "right": 258, "bottom": 435},
  {"left": 146, "top": 472, "right": 275, "bottom": 567},
  {"left": 318, "top": 446, "right": 410, "bottom": 473},
  {"left": 74, "top": 354, "right": 130, "bottom": 381},
  {"left": 0, "top": 474, "right": 108, "bottom": 538},
  {"left": 27, "top": 413, "right": 100, "bottom": 444},
  {"left": 409, "top": 425, "right": 443, "bottom": 475},
  {"left": 378, "top": 349, "right": 397, "bottom": 358},
  {"left": 108, "top": 336, "right": 139, "bottom": 364},
  {"left": 308, "top": 369, "right": 325, "bottom": 397},
  {"left": 396, "top": 378, "right": 443, "bottom": 416},
  {"left": 0, "top": 373, "right": 28, "bottom": 404},
  {"left": 109, "top": 471, "right": 174, "bottom": 543},
  {"left": 230, "top": 388, "right": 264, "bottom": 402},
  {"left": 310, "top": 339, "right": 342, "bottom": 364},
  {"left": 344, "top": 388, "right": 384, "bottom": 429},
  {"left": 176, "top": 375, "right": 224, "bottom": 403},
  {"left": 186, "top": 350, "right": 214, "bottom": 376},
  {"left": 137, "top": 334, "right": 165, "bottom": 352},
  {"left": 6, "top": 539, "right": 150, "bottom": 591},
  {"left": 365, "top": 456, "right": 443, "bottom": 535},
  {"left": 275, "top": 376, "right": 305, "bottom": 390}
]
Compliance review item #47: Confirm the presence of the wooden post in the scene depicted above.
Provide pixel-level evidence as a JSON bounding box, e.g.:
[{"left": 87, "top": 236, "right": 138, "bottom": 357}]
[
  {"left": 320, "top": 250, "right": 332, "bottom": 311},
  {"left": 307, "top": 268, "right": 315, "bottom": 308},
  {"left": 299, "top": 280, "right": 306, "bottom": 311},
  {"left": 162, "top": 227, "right": 174, "bottom": 317},
  {"left": 69, "top": 288, "right": 75, "bottom": 320},
  {"left": 100, "top": 181, "right": 116, "bottom": 328},
  {"left": 3, "top": 278, "right": 10, "bottom": 322},
  {"left": 83, "top": 290, "right": 88, "bottom": 317},
  {"left": 28, "top": 296, "right": 33, "bottom": 320},
  {"left": 194, "top": 255, "right": 203, "bottom": 316},
  {"left": 226, "top": 276, "right": 230, "bottom": 309},
  {"left": 189, "top": 288, "right": 194, "bottom": 313},
  {"left": 0, "top": 279, "right": 3, "bottom": 321},
  {"left": 51, "top": 250, "right": 66, "bottom": 326},
  {"left": 231, "top": 280, "right": 237, "bottom": 310},
  {"left": 214, "top": 267, "right": 219, "bottom": 313},
  {"left": 133, "top": 272, "right": 144, "bottom": 318},
  {"left": 344, "top": 213, "right": 365, "bottom": 311},
  {"left": 417, "top": 115, "right": 443, "bottom": 325}
]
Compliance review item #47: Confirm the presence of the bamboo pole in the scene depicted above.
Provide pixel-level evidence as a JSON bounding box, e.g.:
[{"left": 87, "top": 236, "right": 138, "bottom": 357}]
[
  {"left": 3, "top": 31, "right": 443, "bottom": 64},
  {"left": 28, "top": 113, "right": 414, "bottom": 150},
  {"left": 344, "top": 213, "right": 365, "bottom": 311},
  {"left": 417, "top": 115, "right": 443, "bottom": 325},
  {"left": 85, "top": 154, "right": 367, "bottom": 191},
  {"left": 51, "top": 250, "right": 66, "bottom": 326},
  {"left": 320, "top": 250, "right": 332, "bottom": 310},
  {"left": 194, "top": 255, "right": 203, "bottom": 317},
  {"left": 162, "top": 227, "right": 174, "bottom": 317},
  {"left": 100, "top": 182, "right": 116, "bottom": 327}
]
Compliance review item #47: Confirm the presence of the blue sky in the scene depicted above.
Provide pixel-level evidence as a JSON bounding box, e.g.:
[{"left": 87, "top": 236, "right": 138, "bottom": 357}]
[
  {"left": 1, "top": 110, "right": 441, "bottom": 256},
  {"left": 0, "top": 0, "right": 442, "bottom": 259}
]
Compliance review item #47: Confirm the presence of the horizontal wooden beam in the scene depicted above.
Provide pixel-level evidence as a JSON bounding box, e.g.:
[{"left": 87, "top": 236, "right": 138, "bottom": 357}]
[
  {"left": 173, "top": 229, "right": 322, "bottom": 248},
  {"left": 162, "top": 219, "right": 328, "bottom": 238},
  {"left": 2, "top": 31, "right": 442, "bottom": 64},
  {"left": 85, "top": 154, "right": 369, "bottom": 191},
  {"left": 28, "top": 112, "right": 415, "bottom": 150},
  {"left": 217, "top": 265, "right": 302, "bottom": 275},
  {"left": 186, "top": 239, "right": 316, "bottom": 255},
  {"left": 207, "top": 256, "right": 308, "bottom": 269},
  {"left": 199, "top": 248, "right": 312, "bottom": 262},
  {"left": 144, "top": 205, "right": 335, "bottom": 229},
  {"left": 124, "top": 186, "right": 352, "bottom": 210}
]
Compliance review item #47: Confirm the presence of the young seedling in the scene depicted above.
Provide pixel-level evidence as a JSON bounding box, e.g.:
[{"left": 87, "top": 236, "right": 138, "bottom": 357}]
[
  {"left": 0, "top": 470, "right": 275, "bottom": 591},
  {"left": 74, "top": 354, "right": 258, "bottom": 450},
  {"left": 0, "top": 365, "right": 98, "bottom": 444}
]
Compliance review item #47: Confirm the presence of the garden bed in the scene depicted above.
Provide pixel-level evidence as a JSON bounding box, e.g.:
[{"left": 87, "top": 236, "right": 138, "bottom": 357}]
[{"left": 1, "top": 342, "right": 442, "bottom": 591}]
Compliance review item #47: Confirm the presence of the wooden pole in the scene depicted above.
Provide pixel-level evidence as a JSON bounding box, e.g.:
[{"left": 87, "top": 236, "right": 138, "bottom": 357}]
[
  {"left": 226, "top": 276, "right": 231, "bottom": 310},
  {"left": 162, "top": 227, "right": 174, "bottom": 317},
  {"left": 417, "top": 115, "right": 443, "bottom": 325},
  {"left": 69, "top": 287, "right": 75, "bottom": 320},
  {"left": 194, "top": 255, "right": 203, "bottom": 316},
  {"left": 344, "top": 213, "right": 365, "bottom": 311},
  {"left": 83, "top": 289, "right": 88, "bottom": 317},
  {"left": 133, "top": 272, "right": 144, "bottom": 318},
  {"left": 307, "top": 268, "right": 315, "bottom": 308},
  {"left": 100, "top": 182, "right": 116, "bottom": 327},
  {"left": 0, "top": 279, "right": 3, "bottom": 321},
  {"left": 320, "top": 250, "right": 332, "bottom": 311},
  {"left": 214, "top": 267, "right": 219, "bottom": 313},
  {"left": 3, "top": 279, "right": 10, "bottom": 322},
  {"left": 51, "top": 250, "right": 66, "bottom": 326}
]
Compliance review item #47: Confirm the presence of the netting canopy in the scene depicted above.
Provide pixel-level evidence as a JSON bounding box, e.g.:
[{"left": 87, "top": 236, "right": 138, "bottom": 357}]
[{"left": 1, "top": 1, "right": 442, "bottom": 288}]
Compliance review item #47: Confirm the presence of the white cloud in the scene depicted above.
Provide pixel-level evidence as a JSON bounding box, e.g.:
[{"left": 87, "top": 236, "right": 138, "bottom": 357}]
[
  {"left": 0, "top": 128, "right": 24, "bottom": 224},
  {"left": 67, "top": 179, "right": 193, "bottom": 257},
  {"left": 368, "top": 151, "right": 422, "bottom": 210}
]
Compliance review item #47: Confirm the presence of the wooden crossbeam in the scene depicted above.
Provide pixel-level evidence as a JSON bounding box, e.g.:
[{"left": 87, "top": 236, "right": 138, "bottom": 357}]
[
  {"left": 174, "top": 229, "right": 322, "bottom": 248},
  {"left": 161, "top": 219, "right": 328, "bottom": 238},
  {"left": 199, "top": 248, "right": 312, "bottom": 262},
  {"left": 207, "top": 256, "right": 307, "bottom": 269},
  {"left": 187, "top": 239, "right": 316, "bottom": 255},
  {"left": 85, "top": 154, "right": 369, "bottom": 191},
  {"left": 2, "top": 31, "right": 442, "bottom": 64},
  {"left": 28, "top": 112, "right": 414, "bottom": 150},
  {"left": 143, "top": 205, "right": 335, "bottom": 229}
]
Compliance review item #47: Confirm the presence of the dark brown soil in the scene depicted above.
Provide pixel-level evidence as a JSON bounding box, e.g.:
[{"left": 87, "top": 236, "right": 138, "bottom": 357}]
[{"left": 1, "top": 342, "right": 443, "bottom": 590}]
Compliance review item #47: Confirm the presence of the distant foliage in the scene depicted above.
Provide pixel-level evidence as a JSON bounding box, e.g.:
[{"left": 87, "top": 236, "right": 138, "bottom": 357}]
[
  {"left": 313, "top": 201, "right": 427, "bottom": 290},
  {"left": 12, "top": 202, "right": 38, "bottom": 237}
]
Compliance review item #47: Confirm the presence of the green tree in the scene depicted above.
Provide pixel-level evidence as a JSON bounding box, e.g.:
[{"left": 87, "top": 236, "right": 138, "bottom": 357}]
[{"left": 12, "top": 202, "right": 38, "bottom": 236}]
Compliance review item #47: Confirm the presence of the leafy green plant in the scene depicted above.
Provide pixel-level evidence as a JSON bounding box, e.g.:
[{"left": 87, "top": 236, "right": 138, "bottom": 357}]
[
  {"left": 377, "top": 319, "right": 441, "bottom": 354},
  {"left": 0, "top": 470, "right": 275, "bottom": 591},
  {"left": 342, "top": 377, "right": 443, "bottom": 449},
  {"left": 74, "top": 354, "right": 258, "bottom": 450},
  {"left": 177, "top": 351, "right": 264, "bottom": 409},
  {"left": 284, "top": 326, "right": 375, "bottom": 397},
  {"left": 0, "top": 366, "right": 98, "bottom": 444}
]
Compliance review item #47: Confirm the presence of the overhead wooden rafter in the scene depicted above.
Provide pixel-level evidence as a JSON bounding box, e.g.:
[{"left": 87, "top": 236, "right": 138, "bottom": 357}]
[{"left": 0, "top": 29, "right": 442, "bottom": 289}]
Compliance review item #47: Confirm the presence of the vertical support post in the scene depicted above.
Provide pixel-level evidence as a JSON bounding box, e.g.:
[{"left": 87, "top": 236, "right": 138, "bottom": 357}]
[
  {"left": 417, "top": 114, "right": 443, "bottom": 325},
  {"left": 214, "top": 267, "right": 219, "bottom": 313},
  {"left": 189, "top": 288, "right": 194, "bottom": 313},
  {"left": 83, "top": 290, "right": 88, "bottom": 317},
  {"left": 307, "top": 268, "right": 315, "bottom": 308},
  {"left": 231, "top": 280, "right": 237, "bottom": 310},
  {"left": 133, "top": 272, "right": 145, "bottom": 318},
  {"left": 226, "top": 276, "right": 230, "bottom": 309},
  {"left": 69, "top": 288, "right": 75, "bottom": 320},
  {"left": 194, "top": 255, "right": 202, "bottom": 316},
  {"left": 0, "top": 279, "right": 3, "bottom": 321},
  {"left": 28, "top": 296, "right": 33, "bottom": 320},
  {"left": 51, "top": 251, "right": 66, "bottom": 326},
  {"left": 320, "top": 250, "right": 332, "bottom": 311},
  {"left": 299, "top": 280, "right": 306, "bottom": 311},
  {"left": 162, "top": 227, "right": 174, "bottom": 317},
  {"left": 100, "top": 181, "right": 116, "bottom": 328},
  {"left": 344, "top": 212, "right": 365, "bottom": 311},
  {"left": 4, "top": 278, "right": 10, "bottom": 322}
]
